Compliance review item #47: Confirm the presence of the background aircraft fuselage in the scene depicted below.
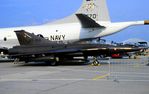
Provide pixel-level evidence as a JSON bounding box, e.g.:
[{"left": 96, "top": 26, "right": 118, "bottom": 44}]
[{"left": 0, "top": 21, "right": 144, "bottom": 48}]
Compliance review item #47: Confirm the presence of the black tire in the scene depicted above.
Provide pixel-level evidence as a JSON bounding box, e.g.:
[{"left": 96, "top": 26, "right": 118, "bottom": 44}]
[
  {"left": 50, "top": 61, "right": 59, "bottom": 66},
  {"left": 93, "top": 61, "right": 99, "bottom": 66},
  {"left": 24, "top": 60, "right": 29, "bottom": 63}
]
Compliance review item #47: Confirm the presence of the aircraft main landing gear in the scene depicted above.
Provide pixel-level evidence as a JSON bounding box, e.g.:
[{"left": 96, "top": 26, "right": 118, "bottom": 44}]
[{"left": 50, "top": 57, "right": 60, "bottom": 66}]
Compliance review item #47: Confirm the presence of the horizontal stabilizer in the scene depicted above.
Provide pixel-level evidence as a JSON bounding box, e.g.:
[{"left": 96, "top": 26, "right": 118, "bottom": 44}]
[{"left": 76, "top": 14, "right": 105, "bottom": 28}]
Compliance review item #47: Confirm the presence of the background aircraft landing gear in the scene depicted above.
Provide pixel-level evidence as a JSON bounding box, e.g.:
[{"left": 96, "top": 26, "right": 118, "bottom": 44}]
[{"left": 92, "top": 57, "right": 100, "bottom": 66}]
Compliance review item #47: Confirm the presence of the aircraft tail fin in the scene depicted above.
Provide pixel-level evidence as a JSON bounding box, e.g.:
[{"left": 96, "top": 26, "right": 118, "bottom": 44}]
[
  {"left": 49, "top": 0, "right": 110, "bottom": 24},
  {"left": 76, "top": 0, "right": 110, "bottom": 22},
  {"left": 14, "top": 30, "right": 51, "bottom": 46}
]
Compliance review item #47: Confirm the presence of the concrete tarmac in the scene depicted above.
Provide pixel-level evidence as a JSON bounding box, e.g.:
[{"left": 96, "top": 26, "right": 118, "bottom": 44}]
[{"left": 0, "top": 59, "right": 149, "bottom": 94}]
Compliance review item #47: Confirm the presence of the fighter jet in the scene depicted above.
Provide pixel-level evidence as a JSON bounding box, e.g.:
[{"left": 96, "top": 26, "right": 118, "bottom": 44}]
[
  {"left": 8, "top": 31, "right": 143, "bottom": 66},
  {"left": 0, "top": 0, "right": 149, "bottom": 49}
]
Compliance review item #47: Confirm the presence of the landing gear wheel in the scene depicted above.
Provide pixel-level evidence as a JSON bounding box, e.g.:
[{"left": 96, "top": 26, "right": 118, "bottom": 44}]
[
  {"left": 92, "top": 57, "right": 100, "bottom": 66},
  {"left": 50, "top": 57, "right": 60, "bottom": 66},
  {"left": 50, "top": 61, "right": 58, "bottom": 66},
  {"left": 24, "top": 61, "right": 28, "bottom": 64},
  {"left": 93, "top": 61, "right": 100, "bottom": 66}
]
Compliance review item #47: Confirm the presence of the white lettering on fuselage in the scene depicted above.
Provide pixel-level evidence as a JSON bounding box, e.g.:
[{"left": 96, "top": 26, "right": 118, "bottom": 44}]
[{"left": 50, "top": 35, "right": 65, "bottom": 41}]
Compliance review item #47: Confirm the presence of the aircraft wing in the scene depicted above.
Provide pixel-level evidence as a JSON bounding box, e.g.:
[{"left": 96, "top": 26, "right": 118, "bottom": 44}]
[
  {"left": 76, "top": 14, "right": 105, "bottom": 28},
  {"left": 9, "top": 43, "right": 142, "bottom": 58}
]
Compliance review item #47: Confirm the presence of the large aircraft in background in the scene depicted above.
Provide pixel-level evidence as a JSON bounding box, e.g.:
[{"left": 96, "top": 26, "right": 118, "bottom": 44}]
[{"left": 0, "top": 0, "right": 149, "bottom": 49}]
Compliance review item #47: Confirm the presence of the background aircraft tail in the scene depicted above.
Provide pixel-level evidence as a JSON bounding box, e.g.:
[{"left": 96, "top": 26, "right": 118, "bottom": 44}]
[
  {"left": 49, "top": 0, "right": 110, "bottom": 24},
  {"left": 77, "top": 0, "right": 110, "bottom": 22}
]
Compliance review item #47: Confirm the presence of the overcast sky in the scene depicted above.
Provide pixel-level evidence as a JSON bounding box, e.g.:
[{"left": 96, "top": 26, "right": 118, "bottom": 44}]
[{"left": 0, "top": 0, "right": 149, "bottom": 42}]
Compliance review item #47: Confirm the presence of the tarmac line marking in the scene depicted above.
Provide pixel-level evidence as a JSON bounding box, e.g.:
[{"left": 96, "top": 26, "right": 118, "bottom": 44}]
[
  {"left": 1, "top": 79, "right": 149, "bottom": 82},
  {"left": 48, "top": 67, "right": 149, "bottom": 75},
  {"left": 49, "top": 67, "right": 102, "bottom": 73},
  {"left": 110, "top": 75, "right": 149, "bottom": 78},
  {"left": 0, "top": 71, "right": 60, "bottom": 79},
  {"left": 0, "top": 78, "right": 112, "bottom": 82},
  {"left": 112, "top": 80, "right": 149, "bottom": 82},
  {"left": 110, "top": 72, "right": 149, "bottom": 75},
  {"left": 92, "top": 73, "right": 110, "bottom": 80}
]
